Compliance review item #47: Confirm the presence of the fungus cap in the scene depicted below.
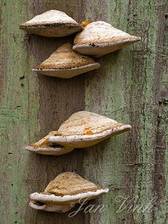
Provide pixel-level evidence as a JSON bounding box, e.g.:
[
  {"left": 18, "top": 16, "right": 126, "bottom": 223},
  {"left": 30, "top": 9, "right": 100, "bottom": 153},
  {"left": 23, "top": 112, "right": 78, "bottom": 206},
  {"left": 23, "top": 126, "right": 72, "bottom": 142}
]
[
  {"left": 20, "top": 10, "right": 82, "bottom": 37},
  {"left": 29, "top": 172, "right": 109, "bottom": 212},
  {"left": 33, "top": 43, "right": 100, "bottom": 78},
  {"left": 73, "top": 21, "right": 141, "bottom": 57}
]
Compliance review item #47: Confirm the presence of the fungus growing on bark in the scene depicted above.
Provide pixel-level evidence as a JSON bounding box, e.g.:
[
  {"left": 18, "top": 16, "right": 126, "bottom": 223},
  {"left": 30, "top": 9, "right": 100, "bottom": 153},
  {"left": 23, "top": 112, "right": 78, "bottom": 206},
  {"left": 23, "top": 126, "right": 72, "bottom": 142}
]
[
  {"left": 33, "top": 43, "right": 100, "bottom": 78},
  {"left": 20, "top": 10, "right": 82, "bottom": 37},
  {"left": 26, "top": 111, "right": 131, "bottom": 155},
  {"left": 29, "top": 172, "right": 109, "bottom": 212},
  {"left": 73, "top": 21, "right": 141, "bottom": 57}
]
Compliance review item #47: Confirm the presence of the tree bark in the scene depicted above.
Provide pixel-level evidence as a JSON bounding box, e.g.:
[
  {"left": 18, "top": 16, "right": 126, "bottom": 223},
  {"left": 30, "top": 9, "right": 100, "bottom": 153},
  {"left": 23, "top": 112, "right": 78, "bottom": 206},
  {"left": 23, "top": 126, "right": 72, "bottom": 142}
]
[{"left": 0, "top": 0, "right": 167, "bottom": 223}]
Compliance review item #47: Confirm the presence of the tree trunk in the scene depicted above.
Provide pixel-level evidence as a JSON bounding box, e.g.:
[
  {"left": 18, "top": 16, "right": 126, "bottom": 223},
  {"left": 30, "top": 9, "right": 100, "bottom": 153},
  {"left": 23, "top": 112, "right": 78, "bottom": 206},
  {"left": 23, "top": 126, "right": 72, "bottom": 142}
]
[{"left": 0, "top": 0, "right": 167, "bottom": 223}]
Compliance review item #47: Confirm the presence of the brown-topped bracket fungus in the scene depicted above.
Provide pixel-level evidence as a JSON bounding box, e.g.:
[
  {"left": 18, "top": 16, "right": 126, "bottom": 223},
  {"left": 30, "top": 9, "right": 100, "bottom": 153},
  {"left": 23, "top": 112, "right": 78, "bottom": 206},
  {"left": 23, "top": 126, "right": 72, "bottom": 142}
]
[
  {"left": 20, "top": 10, "right": 82, "bottom": 37},
  {"left": 26, "top": 111, "right": 131, "bottom": 155},
  {"left": 33, "top": 43, "right": 100, "bottom": 78},
  {"left": 73, "top": 21, "right": 141, "bottom": 57},
  {"left": 29, "top": 172, "right": 109, "bottom": 212}
]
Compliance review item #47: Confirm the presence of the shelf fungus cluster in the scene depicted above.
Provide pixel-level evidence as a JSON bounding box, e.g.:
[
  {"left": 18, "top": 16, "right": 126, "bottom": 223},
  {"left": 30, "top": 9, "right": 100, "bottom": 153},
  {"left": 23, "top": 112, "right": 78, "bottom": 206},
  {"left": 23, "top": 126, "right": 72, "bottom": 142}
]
[
  {"left": 26, "top": 111, "right": 131, "bottom": 156},
  {"left": 29, "top": 172, "right": 109, "bottom": 212},
  {"left": 21, "top": 9, "right": 137, "bottom": 214},
  {"left": 20, "top": 10, "right": 140, "bottom": 78}
]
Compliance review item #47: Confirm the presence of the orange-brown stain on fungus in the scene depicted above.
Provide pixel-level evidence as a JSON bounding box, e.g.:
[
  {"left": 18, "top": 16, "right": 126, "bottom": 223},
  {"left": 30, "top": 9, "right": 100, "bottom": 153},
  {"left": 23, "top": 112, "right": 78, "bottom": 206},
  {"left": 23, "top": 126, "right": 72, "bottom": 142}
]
[
  {"left": 81, "top": 19, "right": 92, "bottom": 28},
  {"left": 84, "top": 127, "right": 93, "bottom": 135}
]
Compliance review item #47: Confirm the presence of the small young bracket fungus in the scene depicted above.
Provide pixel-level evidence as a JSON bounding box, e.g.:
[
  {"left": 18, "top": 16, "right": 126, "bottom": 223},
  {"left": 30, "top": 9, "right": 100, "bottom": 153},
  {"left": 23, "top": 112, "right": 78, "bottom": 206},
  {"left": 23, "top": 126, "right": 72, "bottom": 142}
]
[
  {"left": 73, "top": 21, "right": 141, "bottom": 57},
  {"left": 20, "top": 10, "right": 82, "bottom": 37},
  {"left": 25, "top": 131, "right": 74, "bottom": 156},
  {"left": 29, "top": 172, "right": 109, "bottom": 212},
  {"left": 33, "top": 43, "right": 100, "bottom": 78},
  {"left": 26, "top": 111, "right": 131, "bottom": 155}
]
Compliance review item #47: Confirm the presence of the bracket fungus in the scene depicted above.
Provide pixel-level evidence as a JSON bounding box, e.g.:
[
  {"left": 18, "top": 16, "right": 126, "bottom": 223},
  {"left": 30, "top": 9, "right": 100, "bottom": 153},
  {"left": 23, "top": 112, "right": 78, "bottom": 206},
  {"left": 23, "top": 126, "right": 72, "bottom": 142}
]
[
  {"left": 25, "top": 131, "right": 74, "bottom": 156},
  {"left": 26, "top": 111, "right": 131, "bottom": 155},
  {"left": 29, "top": 172, "right": 109, "bottom": 212},
  {"left": 20, "top": 10, "right": 82, "bottom": 37},
  {"left": 33, "top": 43, "right": 100, "bottom": 78},
  {"left": 73, "top": 21, "right": 141, "bottom": 57}
]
